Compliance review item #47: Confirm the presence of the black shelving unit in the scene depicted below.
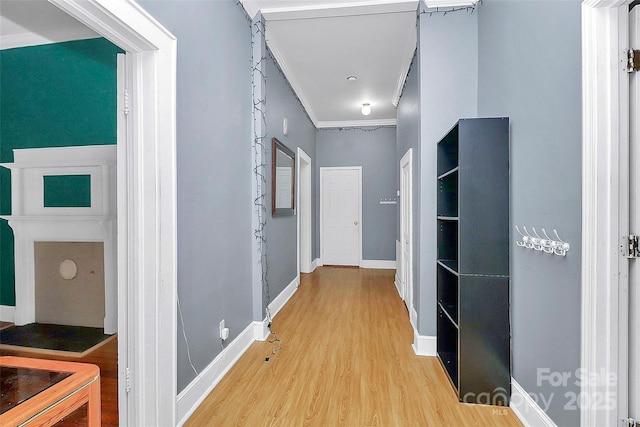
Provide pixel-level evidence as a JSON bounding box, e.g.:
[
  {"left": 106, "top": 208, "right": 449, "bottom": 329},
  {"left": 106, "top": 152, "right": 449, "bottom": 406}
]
[{"left": 436, "top": 117, "right": 511, "bottom": 406}]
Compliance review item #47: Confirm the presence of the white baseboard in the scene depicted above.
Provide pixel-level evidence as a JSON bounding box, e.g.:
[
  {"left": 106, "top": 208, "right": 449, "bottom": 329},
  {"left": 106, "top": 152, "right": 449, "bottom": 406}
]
[
  {"left": 176, "top": 322, "right": 255, "bottom": 426},
  {"left": 410, "top": 306, "right": 417, "bottom": 331},
  {"left": 510, "top": 378, "right": 557, "bottom": 427},
  {"left": 0, "top": 305, "right": 15, "bottom": 323},
  {"left": 360, "top": 259, "right": 396, "bottom": 269},
  {"left": 394, "top": 275, "right": 401, "bottom": 296},
  {"left": 254, "top": 275, "right": 300, "bottom": 341},
  {"left": 253, "top": 320, "right": 270, "bottom": 341},
  {"left": 312, "top": 258, "right": 322, "bottom": 270},
  {"left": 412, "top": 329, "right": 436, "bottom": 356},
  {"left": 269, "top": 276, "right": 299, "bottom": 319}
]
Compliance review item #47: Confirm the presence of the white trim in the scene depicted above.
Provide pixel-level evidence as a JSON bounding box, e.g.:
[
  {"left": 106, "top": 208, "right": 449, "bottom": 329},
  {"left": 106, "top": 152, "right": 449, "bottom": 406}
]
[
  {"left": 259, "top": 1, "right": 418, "bottom": 21},
  {"left": 176, "top": 322, "right": 256, "bottom": 427},
  {"left": 311, "top": 258, "right": 321, "bottom": 271},
  {"left": 423, "top": 0, "right": 479, "bottom": 8},
  {"left": 269, "top": 276, "right": 299, "bottom": 319},
  {"left": 253, "top": 320, "right": 270, "bottom": 341},
  {"left": 392, "top": 26, "right": 417, "bottom": 107},
  {"left": 394, "top": 240, "right": 402, "bottom": 296},
  {"left": 0, "top": 28, "right": 100, "bottom": 51},
  {"left": 411, "top": 330, "right": 436, "bottom": 357},
  {"left": 360, "top": 259, "right": 396, "bottom": 269},
  {"left": 319, "top": 166, "right": 363, "bottom": 267},
  {"left": 0, "top": 305, "right": 15, "bottom": 323},
  {"left": 239, "top": 0, "right": 261, "bottom": 19},
  {"left": 410, "top": 306, "right": 418, "bottom": 331},
  {"left": 48, "top": 1, "right": 178, "bottom": 425},
  {"left": 297, "top": 148, "right": 313, "bottom": 274},
  {"left": 581, "top": 2, "right": 631, "bottom": 427},
  {"left": 510, "top": 378, "right": 557, "bottom": 427},
  {"left": 266, "top": 42, "right": 319, "bottom": 125},
  {"left": 316, "top": 119, "right": 397, "bottom": 129},
  {"left": 254, "top": 275, "right": 301, "bottom": 340},
  {"left": 400, "top": 148, "right": 414, "bottom": 323}
]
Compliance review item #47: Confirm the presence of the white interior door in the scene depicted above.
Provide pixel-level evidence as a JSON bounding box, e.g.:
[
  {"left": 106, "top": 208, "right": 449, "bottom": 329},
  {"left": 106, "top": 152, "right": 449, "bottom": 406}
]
[
  {"left": 628, "top": 6, "right": 640, "bottom": 422},
  {"left": 320, "top": 167, "right": 361, "bottom": 266},
  {"left": 400, "top": 149, "right": 413, "bottom": 314}
]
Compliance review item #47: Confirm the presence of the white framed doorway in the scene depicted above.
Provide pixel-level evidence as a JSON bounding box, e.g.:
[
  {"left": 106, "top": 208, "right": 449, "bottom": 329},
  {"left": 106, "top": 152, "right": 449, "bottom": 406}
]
[
  {"left": 297, "top": 148, "right": 312, "bottom": 274},
  {"left": 400, "top": 149, "right": 414, "bottom": 323},
  {"left": 49, "top": 1, "right": 177, "bottom": 425},
  {"left": 582, "top": 1, "right": 637, "bottom": 426},
  {"left": 629, "top": 5, "right": 640, "bottom": 421},
  {"left": 320, "top": 167, "right": 362, "bottom": 266}
]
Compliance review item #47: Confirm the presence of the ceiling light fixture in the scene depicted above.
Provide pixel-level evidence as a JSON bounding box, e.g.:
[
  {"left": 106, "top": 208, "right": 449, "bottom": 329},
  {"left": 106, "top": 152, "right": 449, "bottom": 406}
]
[
  {"left": 347, "top": 75, "right": 357, "bottom": 82},
  {"left": 361, "top": 103, "right": 371, "bottom": 116}
]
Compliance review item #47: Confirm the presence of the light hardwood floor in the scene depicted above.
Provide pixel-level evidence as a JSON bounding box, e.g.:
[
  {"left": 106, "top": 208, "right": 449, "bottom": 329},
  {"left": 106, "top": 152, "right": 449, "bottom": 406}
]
[{"left": 186, "top": 266, "right": 522, "bottom": 426}]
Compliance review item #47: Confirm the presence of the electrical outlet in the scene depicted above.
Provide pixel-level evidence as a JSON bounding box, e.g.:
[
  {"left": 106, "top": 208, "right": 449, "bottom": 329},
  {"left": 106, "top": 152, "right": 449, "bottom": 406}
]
[{"left": 219, "top": 319, "right": 230, "bottom": 341}]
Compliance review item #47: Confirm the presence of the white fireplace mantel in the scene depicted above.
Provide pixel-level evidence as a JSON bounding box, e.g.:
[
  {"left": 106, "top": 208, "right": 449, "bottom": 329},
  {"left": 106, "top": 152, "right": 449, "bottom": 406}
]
[{"left": 0, "top": 145, "right": 117, "bottom": 334}]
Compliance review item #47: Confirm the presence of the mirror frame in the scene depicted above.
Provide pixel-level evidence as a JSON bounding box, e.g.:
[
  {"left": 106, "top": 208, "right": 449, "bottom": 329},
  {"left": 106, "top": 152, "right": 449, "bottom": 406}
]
[{"left": 272, "top": 137, "right": 296, "bottom": 216}]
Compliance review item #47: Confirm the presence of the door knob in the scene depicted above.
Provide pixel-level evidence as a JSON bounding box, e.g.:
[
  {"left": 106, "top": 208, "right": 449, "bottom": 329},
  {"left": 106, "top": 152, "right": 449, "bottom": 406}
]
[{"left": 354, "top": 221, "right": 359, "bottom": 225}]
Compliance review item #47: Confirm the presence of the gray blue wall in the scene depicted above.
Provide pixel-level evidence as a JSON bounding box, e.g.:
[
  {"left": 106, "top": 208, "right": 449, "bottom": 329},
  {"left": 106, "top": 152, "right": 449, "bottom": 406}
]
[
  {"left": 478, "top": 2, "right": 582, "bottom": 425},
  {"left": 417, "top": 6, "right": 478, "bottom": 334},
  {"left": 138, "top": 0, "right": 254, "bottom": 393},
  {"left": 265, "top": 53, "right": 316, "bottom": 302},
  {"left": 316, "top": 127, "right": 397, "bottom": 261},
  {"left": 397, "top": 2, "right": 583, "bottom": 424},
  {"left": 396, "top": 53, "right": 421, "bottom": 317}
]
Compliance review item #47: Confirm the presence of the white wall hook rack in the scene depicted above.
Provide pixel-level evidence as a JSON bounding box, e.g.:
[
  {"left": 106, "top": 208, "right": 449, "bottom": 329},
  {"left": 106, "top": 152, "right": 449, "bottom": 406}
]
[{"left": 515, "top": 225, "right": 570, "bottom": 256}]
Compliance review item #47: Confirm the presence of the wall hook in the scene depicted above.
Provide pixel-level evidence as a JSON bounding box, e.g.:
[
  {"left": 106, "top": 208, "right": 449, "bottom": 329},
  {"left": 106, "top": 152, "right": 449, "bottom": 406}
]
[{"left": 515, "top": 225, "right": 570, "bottom": 257}]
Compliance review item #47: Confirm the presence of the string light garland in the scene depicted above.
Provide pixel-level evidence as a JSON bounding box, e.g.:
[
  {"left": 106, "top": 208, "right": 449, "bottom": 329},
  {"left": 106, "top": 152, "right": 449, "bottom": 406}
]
[
  {"left": 420, "top": 1, "right": 481, "bottom": 17},
  {"left": 318, "top": 125, "right": 396, "bottom": 133},
  {"left": 250, "top": 14, "right": 282, "bottom": 362}
]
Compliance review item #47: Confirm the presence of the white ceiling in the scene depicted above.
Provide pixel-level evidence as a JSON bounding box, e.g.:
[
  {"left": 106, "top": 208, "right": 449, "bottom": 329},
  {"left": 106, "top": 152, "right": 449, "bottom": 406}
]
[
  {"left": 0, "top": 0, "right": 474, "bottom": 128},
  {"left": 248, "top": 0, "right": 419, "bottom": 127}
]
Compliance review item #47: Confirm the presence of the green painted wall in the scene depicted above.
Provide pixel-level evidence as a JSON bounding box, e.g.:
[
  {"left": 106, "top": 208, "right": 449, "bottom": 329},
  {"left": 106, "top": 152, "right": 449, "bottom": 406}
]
[{"left": 0, "top": 38, "right": 122, "bottom": 306}]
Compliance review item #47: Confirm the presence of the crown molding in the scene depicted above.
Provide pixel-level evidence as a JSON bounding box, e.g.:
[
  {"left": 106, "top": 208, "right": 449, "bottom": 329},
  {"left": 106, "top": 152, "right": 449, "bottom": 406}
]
[
  {"left": 267, "top": 40, "right": 320, "bottom": 126},
  {"left": 392, "top": 25, "right": 417, "bottom": 107},
  {"left": 262, "top": 1, "right": 418, "bottom": 21},
  {"left": 316, "top": 119, "right": 397, "bottom": 129},
  {"left": 423, "top": 0, "right": 479, "bottom": 7},
  {"left": 240, "top": 0, "right": 261, "bottom": 20},
  {"left": 0, "top": 27, "right": 100, "bottom": 50}
]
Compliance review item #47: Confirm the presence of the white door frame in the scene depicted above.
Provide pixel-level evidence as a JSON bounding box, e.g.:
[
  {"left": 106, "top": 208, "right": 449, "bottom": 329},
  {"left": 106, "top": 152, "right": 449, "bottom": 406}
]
[
  {"left": 297, "top": 148, "right": 312, "bottom": 275},
  {"left": 582, "top": 1, "right": 631, "bottom": 426},
  {"left": 400, "top": 149, "right": 414, "bottom": 327},
  {"left": 50, "top": 1, "right": 177, "bottom": 426},
  {"left": 319, "top": 166, "right": 362, "bottom": 266}
]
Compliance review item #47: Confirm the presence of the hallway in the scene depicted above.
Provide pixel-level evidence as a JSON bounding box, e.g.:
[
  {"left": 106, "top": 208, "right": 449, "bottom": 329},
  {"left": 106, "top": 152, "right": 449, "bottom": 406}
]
[{"left": 186, "top": 267, "right": 521, "bottom": 426}]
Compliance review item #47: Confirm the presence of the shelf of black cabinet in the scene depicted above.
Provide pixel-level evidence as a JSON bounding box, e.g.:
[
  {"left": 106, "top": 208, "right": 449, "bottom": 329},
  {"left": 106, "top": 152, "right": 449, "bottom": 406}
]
[
  {"left": 438, "top": 350, "right": 459, "bottom": 392},
  {"left": 437, "top": 172, "right": 458, "bottom": 218},
  {"left": 437, "top": 216, "right": 459, "bottom": 221},
  {"left": 437, "top": 259, "right": 459, "bottom": 276},
  {"left": 438, "top": 166, "right": 459, "bottom": 180},
  {"left": 437, "top": 123, "right": 459, "bottom": 176},
  {"left": 438, "top": 302, "right": 459, "bottom": 329}
]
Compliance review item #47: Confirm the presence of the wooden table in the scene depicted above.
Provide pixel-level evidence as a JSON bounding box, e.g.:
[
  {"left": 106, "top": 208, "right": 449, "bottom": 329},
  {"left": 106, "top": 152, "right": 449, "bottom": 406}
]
[{"left": 0, "top": 356, "right": 100, "bottom": 426}]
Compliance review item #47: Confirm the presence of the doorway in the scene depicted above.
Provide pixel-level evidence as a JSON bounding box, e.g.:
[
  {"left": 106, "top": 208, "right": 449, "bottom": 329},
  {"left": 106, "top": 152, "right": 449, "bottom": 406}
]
[
  {"left": 298, "top": 148, "right": 312, "bottom": 274},
  {"left": 320, "top": 167, "right": 362, "bottom": 266},
  {"left": 47, "top": 1, "right": 178, "bottom": 425},
  {"left": 582, "top": 2, "right": 639, "bottom": 425},
  {"left": 400, "top": 149, "right": 413, "bottom": 321}
]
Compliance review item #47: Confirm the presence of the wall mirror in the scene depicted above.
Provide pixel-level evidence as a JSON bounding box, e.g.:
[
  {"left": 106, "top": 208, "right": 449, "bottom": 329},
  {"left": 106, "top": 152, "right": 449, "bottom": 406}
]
[{"left": 272, "top": 137, "right": 295, "bottom": 216}]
